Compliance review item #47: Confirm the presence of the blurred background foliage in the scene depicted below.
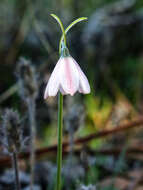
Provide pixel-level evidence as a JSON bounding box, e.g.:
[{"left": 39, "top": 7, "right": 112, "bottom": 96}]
[
  {"left": 1, "top": 0, "right": 143, "bottom": 189},
  {"left": 0, "top": 0, "right": 143, "bottom": 151}
]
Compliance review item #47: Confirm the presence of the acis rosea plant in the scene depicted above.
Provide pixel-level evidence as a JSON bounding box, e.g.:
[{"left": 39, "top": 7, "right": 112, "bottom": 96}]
[{"left": 44, "top": 14, "right": 90, "bottom": 190}]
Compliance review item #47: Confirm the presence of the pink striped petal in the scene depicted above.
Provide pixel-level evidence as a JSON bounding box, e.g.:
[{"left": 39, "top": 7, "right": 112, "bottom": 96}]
[
  {"left": 44, "top": 58, "right": 62, "bottom": 99},
  {"left": 72, "top": 58, "right": 90, "bottom": 94},
  {"left": 59, "top": 57, "right": 79, "bottom": 96},
  {"left": 44, "top": 55, "right": 90, "bottom": 98}
]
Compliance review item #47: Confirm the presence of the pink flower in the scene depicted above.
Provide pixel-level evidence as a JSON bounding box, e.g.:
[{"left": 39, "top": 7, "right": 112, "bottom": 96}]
[{"left": 44, "top": 56, "right": 90, "bottom": 98}]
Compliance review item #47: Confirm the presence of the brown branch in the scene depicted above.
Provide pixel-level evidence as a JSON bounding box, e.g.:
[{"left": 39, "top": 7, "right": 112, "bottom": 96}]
[
  {"left": 126, "top": 171, "right": 143, "bottom": 190},
  {"left": 74, "top": 117, "right": 143, "bottom": 144},
  {"left": 0, "top": 116, "right": 143, "bottom": 167}
]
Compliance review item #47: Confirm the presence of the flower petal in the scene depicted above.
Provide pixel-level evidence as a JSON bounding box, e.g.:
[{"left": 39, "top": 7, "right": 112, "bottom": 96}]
[
  {"left": 72, "top": 58, "right": 90, "bottom": 94},
  {"left": 59, "top": 57, "right": 79, "bottom": 96},
  {"left": 44, "top": 58, "right": 62, "bottom": 98},
  {"left": 59, "top": 85, "right": 67, "bottom": 95}
]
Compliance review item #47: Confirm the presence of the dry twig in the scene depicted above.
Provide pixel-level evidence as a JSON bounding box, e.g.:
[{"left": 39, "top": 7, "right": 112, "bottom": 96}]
[{"left": 0, "top": 116, "right": 143, "bottom": 167}]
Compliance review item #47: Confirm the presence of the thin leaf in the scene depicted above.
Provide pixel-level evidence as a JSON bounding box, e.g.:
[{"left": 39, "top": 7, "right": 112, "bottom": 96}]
[
  {"left": 51, "top": 14, "right": 66, "bottom": 51},
  {"left": 59, "top": 17, "right": 88, "bottom": 50}
]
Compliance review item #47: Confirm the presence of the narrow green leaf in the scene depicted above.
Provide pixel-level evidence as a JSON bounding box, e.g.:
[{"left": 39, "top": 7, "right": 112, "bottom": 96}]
[
  {"left": 65, "top": 17, "right": 87, "bottom": 34},
  {"left": 51, "top": 14, "right": 66, "bottom": 52},
  {"left": 59, "top": 17, "right": 88, "bottom": 49}
]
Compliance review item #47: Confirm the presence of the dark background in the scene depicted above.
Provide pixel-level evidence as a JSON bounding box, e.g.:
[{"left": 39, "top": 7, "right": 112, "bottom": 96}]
[{"left": 0, "top": 0, "right": 143, "bottom": 189}]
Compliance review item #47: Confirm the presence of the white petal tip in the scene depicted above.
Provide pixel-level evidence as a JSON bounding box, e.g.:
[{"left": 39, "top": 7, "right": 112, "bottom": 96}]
[
  {"left": 79, "top": 84, "right": 91, "bottom": 94},
  {"left": 79, "top": 90, "right": 91, "bottom": 94},
  {"left": 44, "top": 91, "right": 57, "bottom": 98},
  {"left": 70, "top": 93, "right": 75, "bottom": 96},
  {"left": 44, "top": 93, "right": 48, "bottom": 99}
]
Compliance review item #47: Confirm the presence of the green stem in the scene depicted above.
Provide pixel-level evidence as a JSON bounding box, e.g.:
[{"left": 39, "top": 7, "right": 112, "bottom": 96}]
[
  {"left": 56, "top": 92, "right": 63, "bottom": 190},
  {"left": 50, "top": 14, "right": 66, "bottom": 190}
]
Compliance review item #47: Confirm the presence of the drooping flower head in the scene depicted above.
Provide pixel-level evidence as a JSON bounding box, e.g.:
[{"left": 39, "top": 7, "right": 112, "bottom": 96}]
[{"left": 44, "top": 44, "right": 90, "bottom": 98}]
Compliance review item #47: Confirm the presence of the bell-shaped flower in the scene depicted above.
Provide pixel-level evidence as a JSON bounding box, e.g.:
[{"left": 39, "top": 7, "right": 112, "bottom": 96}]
[{"left": 44, "top": 47, "right": 90, "bottom": 98}]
